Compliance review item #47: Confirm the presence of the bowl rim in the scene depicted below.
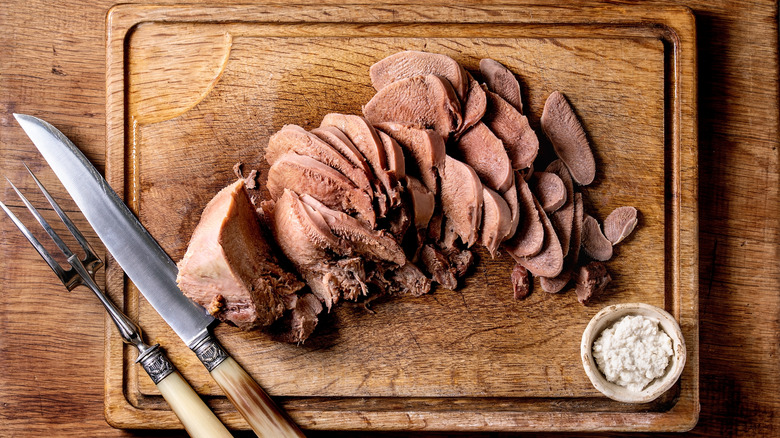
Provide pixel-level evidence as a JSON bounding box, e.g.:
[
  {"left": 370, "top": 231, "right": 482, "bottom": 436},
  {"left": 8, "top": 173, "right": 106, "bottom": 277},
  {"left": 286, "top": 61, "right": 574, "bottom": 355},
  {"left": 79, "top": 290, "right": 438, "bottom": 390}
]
[{"left": 580, "top": 302, "right": 687, "bottom": 404}]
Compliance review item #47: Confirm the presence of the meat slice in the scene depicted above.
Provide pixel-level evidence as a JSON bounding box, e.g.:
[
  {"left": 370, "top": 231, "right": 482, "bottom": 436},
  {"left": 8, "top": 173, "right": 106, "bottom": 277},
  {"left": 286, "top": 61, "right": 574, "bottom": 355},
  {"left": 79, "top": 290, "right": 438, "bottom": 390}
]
[
  {"left": 363, "top": 74, "right": 462, "bottom": 139},
  {"left": 511, "top": 264, "right": 531, "bottom": 299},
  {"left": 320, "top": 113, "right": 401, "bottom": 208},
  {"left": 575, "top": 261, "right": 611, "bottom": 304},
  {"left": 512, "top": 196, "right": 564, "bottom": 278},
  {"left": 176, "top": 180, "right": 304, "bottom": 330},
  {"left": 266, "top": 125, "right": 373, "bottom": 195},
  {"left": 582, "top": 214, "right": 613, "bottom": 261},
  {"left": 452, "top": 122, "right": 513, "bottom": 193},
  {"left": 375, "top": 122, "right": 446, "bottom": 195},
  {"left": 529, "top": 171, "right": 566, "bottom": 213},
  {"left": 369, "top": 50, "right": 469, "bottom": 100},
  {"left": 311, "top": 126, "right": 373, "bottom": 178},
  {"left": 405, "top": 176, "right": 435, "bottom": 231},
  {"left": 545, "top": 159, "right": 575, "bottom": 257},
  {"left": 503, "top": 175, "right": 544, "bottom": 258},
  {"left": 457, "top": 72, "right": 487, "bottom": 136},
  {"left": 272, "top": 293, "right": 323, "bottom": 343},
  {"left": 479, "top": 187, "right": 513, "bottom": 257},
  {"left": 266, "top": 152, "right": 376, "bottom": 227},
  {"left": 501, "top": 173, "right": 520, "bottom": 240},
  {"left": 483, "top": 87, "right": 539, "bottom": 170},
  {"left": 604, "top": 206, "right": 639, "bottom": 245},
  {"left": 539, "top": 192, "right": 583, "bottom": 293},
  {"left": 440, "top": 156, "right": 483, "bottom": 247},
  {"left": 540, "top": 91, "right": 596, "bottom": 185},
  {"left": 479, "top": 58, "right": 523, "bottom": 114},
  {"left": 377, "top": 130, "right": 406, "bottom": 179},
  {"left": 420, "top": 244, "right": 458, "bottom": 290}
]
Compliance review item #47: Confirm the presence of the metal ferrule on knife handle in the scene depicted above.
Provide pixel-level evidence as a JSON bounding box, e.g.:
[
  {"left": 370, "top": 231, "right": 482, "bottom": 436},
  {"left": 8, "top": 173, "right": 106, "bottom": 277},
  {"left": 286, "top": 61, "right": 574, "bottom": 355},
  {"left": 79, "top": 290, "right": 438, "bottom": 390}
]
[{"left": 191, "top": 333, "right": 306, "bottom": 437}]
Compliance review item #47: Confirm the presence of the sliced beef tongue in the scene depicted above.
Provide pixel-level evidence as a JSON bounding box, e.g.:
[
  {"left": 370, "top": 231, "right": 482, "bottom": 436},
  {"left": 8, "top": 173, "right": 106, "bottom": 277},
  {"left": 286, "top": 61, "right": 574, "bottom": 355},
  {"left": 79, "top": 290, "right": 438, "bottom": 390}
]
[
  {"left": 177, "top": 180, "right": 305, "bottom": 330},
  {"left": 369, "top": 50, "right": 469, "bottom": 100},
  {"left": 540, "top": 91, "right": 596, "bottom": 186},
  {"left": 501, "top": 173, "right": 521, "bottom": 240},
  {"left": 271, "top": 293, "right": 323, "bottom": 344},
  {"left": 404, "top": 175, "right": 435, "bottom": 232},
  {"left": 363, "top": 74, "right": 462, "bottom": 140},
  {"left": 482, "top": 86, "right": 539, "bottom": 170},
  {"left": 511, "top": 263, "right": 531, "bottom": 300},
  {"left": 377, "top": 130, "right": 406, "bottom": 180},
  {"left": 452, "top": 121, "right": 514, "bottom": 193},
  {"left": 266, "top": 152, "right": 377, "bottom": 227},
  {"left": 511, "top": 195, "right": 564, "bottom": 278},
  {"left": 503, "top": 174, "right": 544, "bottom": 258},
  {"left": 375, "top": 122, "right": 446, "bottom": 195},
  {"left": 479, "top": 58, "right": 523, "bottom": 114},
  {"left": 439, "top": 155, "right": 484, "bottom": 248},
  {"left": 575, "top": 261, "right": 611, "bottom": 304},
  {"left": 529, "top": 171, "right": 567, "bottom": 213},
  {"left": 479, "top": 187, "right": 513, "bottom": 257},
  {"left": 581, "top": 213, "right": 613, "bottom": 261},
  {"left": 603, "top": 206, "right": 639, "bottom": 245},
  {"left": 311, "top": 126, "right": 374, "bottom": 181},
  {"left": 457, "top": 71, "right": 487, "bottom": 137},
  {"left": 539, "top": 192, "right": 583, "bottom": 293},
  {"left": 545, "top": 159, "right": 575, "bottom": 257},
  {"left": 420, "top": 244, "right": 458, "bottom": 290}
]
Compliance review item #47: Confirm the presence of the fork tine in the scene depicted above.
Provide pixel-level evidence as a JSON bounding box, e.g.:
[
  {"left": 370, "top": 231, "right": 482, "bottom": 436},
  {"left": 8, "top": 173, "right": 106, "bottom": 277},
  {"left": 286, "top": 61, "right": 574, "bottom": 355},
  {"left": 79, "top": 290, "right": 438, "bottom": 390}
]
[
  {"left": 0, "top": 199, "right": 70, "bottom": 286},
  {"left": 23, "top": 163, "right": 103, "bottom": 271},
  {"left": 6, "top": 177, "right": 75, "bottom": 260}
]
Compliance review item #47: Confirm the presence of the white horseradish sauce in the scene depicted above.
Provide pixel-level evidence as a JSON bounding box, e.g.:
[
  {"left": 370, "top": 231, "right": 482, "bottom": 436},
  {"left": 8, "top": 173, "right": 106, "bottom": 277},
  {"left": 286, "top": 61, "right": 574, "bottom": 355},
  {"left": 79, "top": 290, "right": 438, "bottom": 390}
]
[{"left": 592, "top": 315, "right": 673, "bottom": 392}]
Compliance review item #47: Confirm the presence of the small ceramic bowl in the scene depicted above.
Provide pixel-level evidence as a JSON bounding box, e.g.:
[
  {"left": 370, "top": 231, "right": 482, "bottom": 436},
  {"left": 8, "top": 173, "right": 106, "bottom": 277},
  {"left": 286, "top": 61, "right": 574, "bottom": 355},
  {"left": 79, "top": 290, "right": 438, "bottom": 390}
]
[{"left": 580, "top": 303, "right": 686, "bottom": 403}]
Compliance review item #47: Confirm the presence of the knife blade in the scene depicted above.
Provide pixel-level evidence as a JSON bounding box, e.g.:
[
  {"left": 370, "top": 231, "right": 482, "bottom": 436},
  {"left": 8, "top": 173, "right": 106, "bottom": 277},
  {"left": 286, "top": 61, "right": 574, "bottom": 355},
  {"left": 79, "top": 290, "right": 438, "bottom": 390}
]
[{"left": 15, "top": 114, "right": 305, "bottom": 437}]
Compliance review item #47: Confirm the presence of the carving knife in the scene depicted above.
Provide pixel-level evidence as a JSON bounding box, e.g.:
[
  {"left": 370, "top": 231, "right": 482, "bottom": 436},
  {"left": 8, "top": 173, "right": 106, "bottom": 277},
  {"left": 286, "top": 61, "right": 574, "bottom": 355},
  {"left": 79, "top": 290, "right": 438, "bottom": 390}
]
[{"left": 15, "top": 114, "right": 305, "bottom": 437}]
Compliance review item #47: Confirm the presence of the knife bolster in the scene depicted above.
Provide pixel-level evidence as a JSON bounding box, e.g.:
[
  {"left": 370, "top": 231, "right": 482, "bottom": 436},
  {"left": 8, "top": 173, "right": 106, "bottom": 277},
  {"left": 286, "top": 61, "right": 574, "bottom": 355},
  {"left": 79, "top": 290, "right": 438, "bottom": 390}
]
[
  {"left": 190, "top": 333, "right": 229, "bottom": 372},
  {"left": 136, "top": 343, "right": 175, "bottom": 384}
]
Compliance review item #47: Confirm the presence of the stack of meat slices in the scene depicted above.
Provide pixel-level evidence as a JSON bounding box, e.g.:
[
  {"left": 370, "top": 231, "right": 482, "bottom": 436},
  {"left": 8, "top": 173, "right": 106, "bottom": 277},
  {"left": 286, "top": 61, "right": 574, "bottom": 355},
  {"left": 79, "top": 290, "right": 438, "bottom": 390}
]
[{"left": 177, "top": 50, "right": 639, "bottom": 343}]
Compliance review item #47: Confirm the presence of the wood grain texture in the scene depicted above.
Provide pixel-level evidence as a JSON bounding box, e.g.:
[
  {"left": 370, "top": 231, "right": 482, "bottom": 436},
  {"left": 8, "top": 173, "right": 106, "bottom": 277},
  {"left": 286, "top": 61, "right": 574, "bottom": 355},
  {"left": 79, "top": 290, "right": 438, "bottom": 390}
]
[{"left": 0, "top": 1, "right": 777, "bottom": 437}]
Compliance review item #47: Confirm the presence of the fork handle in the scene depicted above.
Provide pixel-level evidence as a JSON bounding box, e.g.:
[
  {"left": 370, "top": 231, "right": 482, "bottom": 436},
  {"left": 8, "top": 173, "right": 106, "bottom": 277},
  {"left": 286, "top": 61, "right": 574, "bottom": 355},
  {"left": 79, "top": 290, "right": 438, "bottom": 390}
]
[{"left": 138, "top": 345, "right": 233, "bottom": 438}]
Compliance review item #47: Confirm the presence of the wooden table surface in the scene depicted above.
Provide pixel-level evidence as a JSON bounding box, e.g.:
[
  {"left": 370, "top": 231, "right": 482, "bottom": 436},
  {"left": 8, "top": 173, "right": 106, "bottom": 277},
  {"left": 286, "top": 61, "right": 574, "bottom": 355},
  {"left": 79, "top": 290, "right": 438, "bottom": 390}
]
[{"left": 0, "top": 1, "right": 777, "bottom": 437}]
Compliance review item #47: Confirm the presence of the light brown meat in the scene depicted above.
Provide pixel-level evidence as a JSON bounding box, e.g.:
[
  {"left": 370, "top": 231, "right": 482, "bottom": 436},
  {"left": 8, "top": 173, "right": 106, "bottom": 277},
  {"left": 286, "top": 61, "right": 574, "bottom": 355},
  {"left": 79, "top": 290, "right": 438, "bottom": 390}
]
[
  {"left": 479, "top": 187, "right": 513, "bottom": 257},
  {"left": 420, "top": 244, "right": 458, "bottom": 290},
  {"left": 539, "top": 192, "right": 583, "bottom": 293},
  {"left": 375, "top": 122, "right": 446, "bottom": 195},
  {"left": 483, "top": 87, "right": 539, "bottom": 170},
  {"left": 501, "top": 173, "right": 521, "bottom": 240},
  {"left": 575, "top": 261, "right": 611, "bottom": 304},
  {"left": 582, "top": 213, "right": 613, "bottom": 261},
  {"left": 479, "top": 58, "right": 523, "bottom": 114},
  {"left": 440, "top": 155, "right": 483, "bottom": 247},
  {"left": 266, "top": 124, "right": 373, "bottom": 195},
  {"left": 311, "top": 126, "right": 373, "bottom": 178},
  {"left": 377, "top": 130, "right": 406, "bottom": 179},
  {"left": 530, "top": 171, "right": 567, "bottom": 213},
  {"left": 363, "top": 74, "right": 462, "bottom": 139},
  {"left": 177, "top": 180, "right": 304, "bottom": 330},
  {"left": 369, "top": 50, "right": 469, "bottom": 100},
  {"left": 457, "top": 72, "right": 487, "bottom": 136},
  {"left": 503, "top": 174, "right": 544, "bottom": 258},
  {"left": 266, "top": 152, "right": 376, "bottom": 227},
  {"left": 540, "top": 91, "right": 596, "bottom": 185},
  {"left": 512, "top": 196, "right": 564, "bottom": 278},
  {"left": 452, "top": 122, "right": 514, "bottom": 193},
  {"left": 271, "top": 293, "right": 323, "bottom": 343},
  {"left": 405, "top": 175, "right": 435, "bottom": 231},
  {"left": 604, "top": 206, "right": 639, "bottom": 245},
  {"left": 545, "top": 159, "right": 575, "bottom": 257}
]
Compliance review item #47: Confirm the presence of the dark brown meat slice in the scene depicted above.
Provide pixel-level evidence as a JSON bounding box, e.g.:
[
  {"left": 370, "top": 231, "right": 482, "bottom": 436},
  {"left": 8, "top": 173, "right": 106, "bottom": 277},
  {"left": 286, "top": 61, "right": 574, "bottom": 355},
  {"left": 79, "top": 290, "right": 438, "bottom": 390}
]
[
  {"left": 604, "top": 206, "right": 639, "bottom": 245},
  {"left": 442, "top": 246, "right": 475, "bottom": 278},
  {"left": 363, "top": 74, "right": 462, "bottom": 140},
  {"left": 540, "top": 91, "right": 596, "bottom": 186},
  {"left": 539, "top": 192, "right": 583, "bottom": 293},
  {"left": 501, "top": 173, "right": 520, "bottom": 240},
  {"left": 545, "top": 159, "right": 575, "bottom": 257},
  {"left": 479, "top": 58, "right": 523, "bottom": 114},
  {"left": 266, "top": 152, "right": 377, "bottom": 227},
  {"left": 271, "top": 293, "right": 323, "bottom": 343},
  {"left": 420, "top": 244, "right": 458, "bottom": 290},
  {"left": 512, "top": 196, "right": 564, "bottom": 278},
  {"left": 385, "top": 262, "right": 432, "bottom": 296},
  {"left": 503, "top": 175, "right": 544, "bottom": 258},
  {"left": 529, "top": 171, "right": 567, "bottom": 213},
  {"left": 440, "top": 155, "right": 483, "bottom": 247},
  {"left": 177, "top": 180, "right": 304, "bottom": 330},
  {"left": 511, "top": 264, "right": 531, "bottom": 299},
  {"left": 479, "top": 187, "right": 513, "bottom": 257},
  {"left": 374, "top": 122, "right": 446, "bottom": 195},
  {"left": 369, "top": 50, "right": 469, "bottom": 100},
  {"left": 452, "top": 122, "right": 514, "bottom": 193},
  {"left": 575, "top": 261, "right": 612, "bottom": 304},
  {"left": 299, "top": 194, "right": 406, "bottom": 266},
  {"left": 320, "top": 113, "right": 401, "bottom": 209},
  {"left": 377, "top": 130, "right": 406, "bottom": 179},
  {"left": 483, "top": 87, "right": 539, "bottom": 170},
  {"left": 457, "top": 72, "right": 487, "bottom": 136},
  {"left": 266, "top": 124, "right": 373, "bottom": 195},
  {"left": 405, "top": 175, "right": 435, "bottom": 231},
  {"left": 582, "top": 213, "right": 613, "bottom": 261}
]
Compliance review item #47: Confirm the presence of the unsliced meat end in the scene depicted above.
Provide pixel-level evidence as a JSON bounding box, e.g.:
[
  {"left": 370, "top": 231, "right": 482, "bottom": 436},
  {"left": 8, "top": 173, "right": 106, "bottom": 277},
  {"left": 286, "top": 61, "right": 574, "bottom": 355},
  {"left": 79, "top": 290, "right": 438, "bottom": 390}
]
[
  {"left": 511, "top": 264, "right": 531, "bottom": 299},
  {"left": 479, "top": 58, "right": 523, "bottom": 114},
  {"left": 369, "top": 50, "right": 469, "bottom": 100},
  {"left": 604, "top": 206, "right": 639, "bottom": 245},
  {"left": 575, "top": 261, "right": 611, "bottom": 304},
  {"left": 540, "top": 91, "right": 596, "bottom": 186}
]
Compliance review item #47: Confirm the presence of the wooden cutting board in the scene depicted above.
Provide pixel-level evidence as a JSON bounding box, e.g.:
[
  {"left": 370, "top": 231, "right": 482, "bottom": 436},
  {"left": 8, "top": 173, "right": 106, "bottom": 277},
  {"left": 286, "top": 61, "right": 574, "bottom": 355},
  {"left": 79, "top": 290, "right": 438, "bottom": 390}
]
[{"left": 104, "top": 3, "right": 698, "bottom": 432}]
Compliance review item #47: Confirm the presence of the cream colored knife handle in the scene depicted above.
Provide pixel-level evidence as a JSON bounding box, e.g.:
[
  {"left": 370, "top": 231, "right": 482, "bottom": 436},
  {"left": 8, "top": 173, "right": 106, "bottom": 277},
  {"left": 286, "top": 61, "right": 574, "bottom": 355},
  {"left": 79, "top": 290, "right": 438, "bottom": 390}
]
[
  {"left": 210, "top": 357, "right": 305, "bottom": 437},
  {"left": 156, "top": 371, "right": 234, "bottom": 438}
]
